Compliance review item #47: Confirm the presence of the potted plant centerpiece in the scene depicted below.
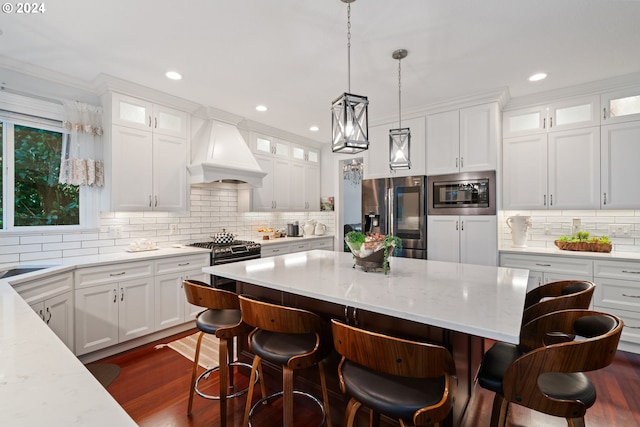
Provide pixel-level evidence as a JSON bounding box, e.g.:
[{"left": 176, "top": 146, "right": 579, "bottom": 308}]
[
  {"left": 345, "top": 231, "right": 402, "bottom": 274},
  {"left": 554, "top": 231, "right": 612, "bottom": 253}
]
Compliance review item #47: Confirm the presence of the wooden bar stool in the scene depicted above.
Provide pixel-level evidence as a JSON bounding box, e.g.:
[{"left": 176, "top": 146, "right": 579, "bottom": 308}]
[
  {"left": 183, "top": 280, "right": 260, "bottom": 426},
  {"left": 331, "top": 319, "right": 457, "bottom": 427},
  {"left": 238, "top": 294, "right": 333, "bottom": 427}
]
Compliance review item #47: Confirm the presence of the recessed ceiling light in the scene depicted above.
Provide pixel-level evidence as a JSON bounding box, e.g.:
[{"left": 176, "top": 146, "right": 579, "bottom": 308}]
[
  {"left": 165, "top": 71, "right": 182, "bottom": 80},
  {"left": 256, "top": 105, "right": 268, "bottom": 112},
  {"left": 529, "top": 72, "right": 547, "bottom": 82},
  {"left": 309, "top": 126, "right": 319, "bottom": 132}
]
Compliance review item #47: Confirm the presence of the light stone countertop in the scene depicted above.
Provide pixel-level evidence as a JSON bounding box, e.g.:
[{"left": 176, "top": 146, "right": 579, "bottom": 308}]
[
  {"left": 0, "top": 246, "right": 211, "bottom": 426},
  {"left": 255, "top": 234, "right": 334, "bottom": 246},
  {"left": 499, "top": 245, "right": 640, "bottom": 262},
  {"left": 205, "top": 250, "right": 530, "bottom": 344}
]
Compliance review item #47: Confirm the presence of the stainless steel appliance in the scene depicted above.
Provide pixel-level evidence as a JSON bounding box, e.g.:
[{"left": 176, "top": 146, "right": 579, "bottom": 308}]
[
  {"left": 187, "top": 240, "right": 261, "bottom": 292},
  {"left": 427, "top": 170, "right": 496, "bottom": 215},
  {"left": 361, "top": 175, "right": 427, "bottom": 259}
]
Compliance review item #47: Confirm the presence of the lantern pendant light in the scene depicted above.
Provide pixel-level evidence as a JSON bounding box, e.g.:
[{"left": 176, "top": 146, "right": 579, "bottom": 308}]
[
  {"left": 331, "top": 0, "right": 369, "bottom": 154},
  {"left": 389, "top": 49, "right": 411, "bottom": 170}
]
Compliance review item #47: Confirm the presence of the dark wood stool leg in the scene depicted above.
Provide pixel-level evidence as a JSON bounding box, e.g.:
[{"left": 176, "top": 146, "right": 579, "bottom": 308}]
[
  {"left": 490, "top": 393, "right": 508, "bottom": 427},
  {"left": 318, "top": 361, "right": 332, "bottom": 427},
  {"left": 243, "top": 355, "right": 262, "bottom": 427},
  {"left": 187, "top": 332, "right": 205, "bottom": 415},
  {"left": 283, "top": 366, "right": 294, "bottom": 427},
  {"left": 219, "top": 337, "right": 228, "bottom": 427}
]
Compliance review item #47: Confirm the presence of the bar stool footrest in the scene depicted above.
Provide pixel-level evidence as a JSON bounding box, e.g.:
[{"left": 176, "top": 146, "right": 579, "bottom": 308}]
[{"left": 195, "top": 361, "right": 257, "bottom": 400}]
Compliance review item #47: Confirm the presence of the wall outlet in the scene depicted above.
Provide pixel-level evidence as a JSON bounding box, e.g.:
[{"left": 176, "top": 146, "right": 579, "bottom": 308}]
[
  {"left": 108, "top": 226, "right": 122, "bottom": 238},
  {"left": 169, "top": 223, "right": 178, "bottom": 235},
  {"left": 608, "top": 224, "right": 630, "bottom": 237},
  {"left": 543, "top": 223, "right": 551, "bottom": 235}
]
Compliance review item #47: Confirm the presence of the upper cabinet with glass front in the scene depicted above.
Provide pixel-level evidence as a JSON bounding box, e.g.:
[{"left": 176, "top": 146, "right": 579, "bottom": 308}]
[
  {"left": 112, "top": 93, "right": 187, "bottom": 138},
  {"left": 601, "top": 88, "right": 640, "bottom": 125},
  {"left": 503, "top": 95, "right": 600, "bottom": 138},
  {"left": 250, "top": 133, "right": 290, "bottom": 158}
]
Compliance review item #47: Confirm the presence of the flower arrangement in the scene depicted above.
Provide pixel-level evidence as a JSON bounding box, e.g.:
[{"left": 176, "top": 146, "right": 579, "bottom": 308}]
[{"left": 345, "top": 231, "right": 402, "bottom": 274}]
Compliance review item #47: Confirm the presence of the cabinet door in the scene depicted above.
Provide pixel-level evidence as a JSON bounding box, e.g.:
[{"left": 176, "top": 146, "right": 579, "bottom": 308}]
[
  {"left": 502, "top": 134, "right": 548, "bottom": 209},
  {"left": 305, "top": 166, "right": 320, "bottom": 210},
  {"left": 363, "top": 122, "right": 391, "bottom": 179},
  {"left": 153, "top": 133, "right": 187, "bottom": 211},
  {"left": 547, "top": 127, "right": 600, "bottom": 209},
  {"left": 503, "top": 105, "right": 547, "bottom": 138},
  {"left": 111, "top": 125, "right": 154, "bottom": 210},
  {"left": 459, "top": 216, "right": 497, "bottom": 266},
  {"left": 119, "top": 277, "right": 155, "bottom": 342},
  {"left": 602, "top": 88, "right": 640, "bottom": 125},
  {"left": 183, "top": 269, "right": 209, "bottom": 321},
  {"left": 273, "top": 158, "right": 291, "bottom": 210},
  {"left": 112, "top": 93, "right": 153, "bottom": 131},
  {"left": 526, "top": 271, "right": 545, "bottom": 292},
  {"left": 75, "top": 284, "right": 119, "bottom": 356},
  {"left": 601, "top": 121, "right": 640, "bottom": 209},
  {"left": 290, "top": 163, "right": 306, "bottom": 210},
  {"left": 427, "top": 216, "right": 460, "bottom": 263},
  {"left": 152, "top": 104, "right": 187, "bottom": 138},
  {"left": 45, "top": 292, "right": 75, "bottom": 351},
  {"left": 252, "top": 155, "right": 275, "bottom": 211},
  {"left": 548, "top": 96, "right": 600, "bottom": 132},
  {"left": 459, "top": 103, "right": 498, "bottom": 172},
  {"left": 427, "top": 110, "right": 459, "bottom": 175},
  {"left": 155, "top": 272, "right": 185, "bottom": 330}
]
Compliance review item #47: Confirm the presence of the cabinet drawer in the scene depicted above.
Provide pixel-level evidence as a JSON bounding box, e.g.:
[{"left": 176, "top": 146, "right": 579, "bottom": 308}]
[
  {"left": 13, "top": 272, "right": 73, "bottom": 306},
  {"left": 500, "top": 254, "right": 593, "bottom": 276},
  {"left": 261, "top": 245, "right": 290, "bottom": 257},
  {"left": 593, "top": 306, "right": 640, "bottom": 345},
  {"left": 594, "top": 259, "right": 640, "bottom": 280},
  {"left": 594, "top": 277, "right": 640, "bottom": 312},
  {"left": 155, "top": 254, "right": 209, "bottom": 275},
  {"left": 311, "top": 239, "right": 333, "bottom": 250},
  {"left": 75, "top": 261, "right": 153, "bottom": 288},
  {"left": 290, "top": 242, "right": 311, "bottom": 253}
]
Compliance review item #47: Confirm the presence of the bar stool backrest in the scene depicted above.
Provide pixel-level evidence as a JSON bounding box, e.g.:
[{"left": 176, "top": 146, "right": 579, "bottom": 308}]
[{"left": 183, "top": 279, "right": 240, "bottom": 310}]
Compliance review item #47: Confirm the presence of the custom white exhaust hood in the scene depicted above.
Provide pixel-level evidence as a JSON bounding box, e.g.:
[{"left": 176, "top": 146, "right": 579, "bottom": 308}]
[{"left": 188, "top": 119, "right": 266, "bottom": 187}]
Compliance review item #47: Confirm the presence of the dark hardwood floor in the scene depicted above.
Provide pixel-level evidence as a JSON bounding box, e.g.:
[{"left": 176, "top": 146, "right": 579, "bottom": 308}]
[{"left": 99, "top": 330, "right": 640, "bottom": 427}]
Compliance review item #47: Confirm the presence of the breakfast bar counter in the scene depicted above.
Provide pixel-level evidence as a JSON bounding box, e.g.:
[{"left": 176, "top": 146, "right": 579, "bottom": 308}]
[{"left": 205, "top": 250, "right": 529, "bottom": 426}]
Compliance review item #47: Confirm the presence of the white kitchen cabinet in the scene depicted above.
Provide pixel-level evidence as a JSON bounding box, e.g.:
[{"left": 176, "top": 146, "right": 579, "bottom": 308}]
[
  {"left": 427, "top": 215, "right": 497, "bottom": 266},
  {"left": 499, "top": 253, "right": 594, "bottom": 292},
  {"left": 502, "top": 126, "right": 600, "bottom": 210},
  {"left": 106, "top": 92, "right": 188, "bottom": 212},
  {"left": 310, "top": 237, "right": 334, "bottom": 251},
  {"left": 154, "top": 254, "right": 210, "bottom": 330},
  {"left": 503, "top": 95, "right": 600, "bottom": 138},
  {"left": 427, "top": 103, "right": 498, "bottom": 175},
  {"left": 112, "top": 92, "right": 187, "bottom": 138},
  {"left": 601, "top": 88, "right": 640, "bottom": 125},
  {"left": 260, "top": 237, "right": 333, "bottom": 257},
  {"left": 364, "top": 116, "right": 426, "bottom": 179},
  {"left": 251, "top": 154, "right": 291, "bottom": 211},
  {"left": 291, "top": 162, "right": 320, "bottom": 211},
  {"left": 74, "top": 261, "right": 155, "bottom": 356},
  {"left": 601, "top": 120, "right": 640, "bottom": 209},
  {"left": 250, "top": 133, "right": 290, "bottom": 157},
  {"left": 593, "top": 259, "right": 640, "bottom": 352},
  {"left": 14, "top": 272, "right": 74, "bottom": 351},
  {"left": 291, "top": 143, "right": 320, "bottom": 165}
]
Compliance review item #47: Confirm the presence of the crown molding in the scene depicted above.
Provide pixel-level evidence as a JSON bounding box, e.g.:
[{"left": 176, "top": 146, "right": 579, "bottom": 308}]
[
  {"left": 94, "top": 73, "right": 201, "bottom": 113},
  {"left": 0, "top": 55, "right": 95, "bottom": 93},
  {"left": 190, "top": 105, "right": 244, "bottom": 124},
  {"left": 504, "top": 72, "right": 640, "bottom": 111},
  {"left": 369, "top": 87, "right": 510, "bottom": 126}
]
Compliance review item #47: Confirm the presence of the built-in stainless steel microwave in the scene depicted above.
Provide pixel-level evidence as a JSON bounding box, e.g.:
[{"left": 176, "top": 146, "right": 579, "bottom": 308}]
[{"left": 427, "top": 170, "right": 496, "bottom": 215}]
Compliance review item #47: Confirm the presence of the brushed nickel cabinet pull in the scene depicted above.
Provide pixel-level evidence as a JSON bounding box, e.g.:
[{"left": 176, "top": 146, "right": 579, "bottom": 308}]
[
  {"left": 603, "top": 192, "right": 607, "bottom": 205},
  {"left": 603, "top": 107, "right": 607, "bottom": 120},
  {"left": 544, "top": 195, "right": 546, "bottom": 206},
  {"left": 543, "top": 117, "right": 546, "bottom": 129},
  {"left": 149, "top": 195, "right": 152, "bottom": 207},
  {"left": 155, "top": 195, "right": 158, "bottom": 207},
  {"left": 46, "top": 307, "right": 52, "bottom": 324},
  {"left": 121, "top": 288, "right": 124, "bottom": 302},
  {"left": 178, "top": 262, "right": 190, "bottom": 266},
  {"left": 535, "top": 263, "right": 552, "bottom": 267},
  {"left": 622, "top": 293, "right": 640, "bottom": 298},
  {"left": 550, "top": 117, "right": 553, "bottom": 128},
  {"left": 109, "top": 271, "right": 126, "bottom": 277},
  {"left": 113, "top": 289, "right": 117, "bottom": 303},
  {"left": 622, "top": 270, "right": 640, "bottom": 274}
]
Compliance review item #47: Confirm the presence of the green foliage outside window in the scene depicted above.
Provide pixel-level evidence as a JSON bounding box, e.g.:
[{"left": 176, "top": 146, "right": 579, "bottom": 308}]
[{"left": 9, "top": 124, "right": 79, "bottom": 227}]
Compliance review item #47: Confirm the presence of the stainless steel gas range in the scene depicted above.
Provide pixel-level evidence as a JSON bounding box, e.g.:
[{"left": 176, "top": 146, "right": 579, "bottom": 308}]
[{"left": 187, "top": 239, "right": 261, "bottom": 292}]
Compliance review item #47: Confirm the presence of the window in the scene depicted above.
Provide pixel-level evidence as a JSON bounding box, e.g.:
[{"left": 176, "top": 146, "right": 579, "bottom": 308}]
[{"left": 1, "top": 119, "right": 80, "bottom": 230}]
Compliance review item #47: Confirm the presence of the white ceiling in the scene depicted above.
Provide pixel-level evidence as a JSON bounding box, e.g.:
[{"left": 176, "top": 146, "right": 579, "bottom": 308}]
[{"left": 1, "top": 0, "right": 640, "bottom": 142}]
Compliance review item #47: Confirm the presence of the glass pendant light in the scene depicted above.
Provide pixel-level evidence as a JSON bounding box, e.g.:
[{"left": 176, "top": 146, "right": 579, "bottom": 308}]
[
  {"left": 389, "top": 49, "right": 411, "bottom": 170},
  {"left": 331, "top": 0, "right": 369, "bottom": 154}
]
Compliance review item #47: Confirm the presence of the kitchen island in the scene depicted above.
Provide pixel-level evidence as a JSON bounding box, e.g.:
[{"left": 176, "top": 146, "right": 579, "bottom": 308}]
[{"left": 205, "top": 250, "right": 529, "bottom": 426}]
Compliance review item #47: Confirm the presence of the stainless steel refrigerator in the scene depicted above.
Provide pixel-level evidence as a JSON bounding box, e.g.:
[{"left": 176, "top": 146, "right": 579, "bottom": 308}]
[{"left": 361, "top": 175, "right": 427, "bottom": 259}]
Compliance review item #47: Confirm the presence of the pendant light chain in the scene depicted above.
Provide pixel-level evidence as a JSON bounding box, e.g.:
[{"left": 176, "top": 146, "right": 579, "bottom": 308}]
[
  {"left": 347, "top": 2, "right": 351, "bottom": 93},
  {"left": 397, "top": 56, "right": 402, "bottom": 129}
]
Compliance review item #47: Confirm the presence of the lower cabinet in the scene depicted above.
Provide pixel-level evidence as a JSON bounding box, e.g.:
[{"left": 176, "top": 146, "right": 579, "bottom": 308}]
[
  {"left": 74, "top": 277, "right": 155, "bottom": 356},
  {"left": 14, "top": 272, "right": 74, "bottom": 351},
  {"left": 155, "top": 268, "right": 209, "bottom": 330},
  {"left": 499, "top": 253, "right": 594, "bottom": 292},
  {"left": 593, "top": 260, "right": 640, "bottom": 352},
  {"left": 428, "top": 216, "right": 497, "bottom": 266},
  {"left": 260, "top": 237, "right": 334, "bottom": 258}
]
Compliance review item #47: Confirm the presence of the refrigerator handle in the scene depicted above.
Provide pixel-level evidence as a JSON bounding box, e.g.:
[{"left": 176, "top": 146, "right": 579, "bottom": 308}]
[{"left": 387, "top": 186, "right": 394, "bottom": 236}]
